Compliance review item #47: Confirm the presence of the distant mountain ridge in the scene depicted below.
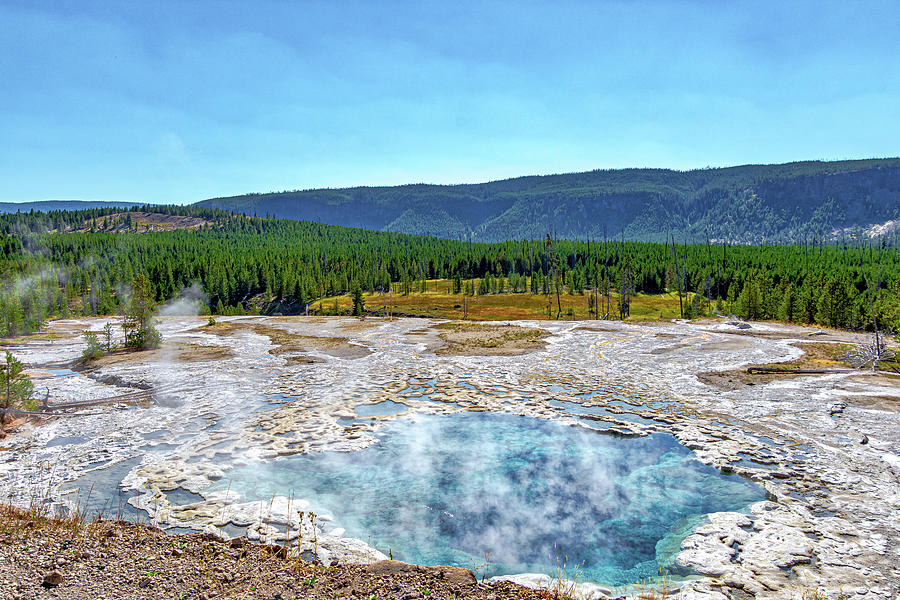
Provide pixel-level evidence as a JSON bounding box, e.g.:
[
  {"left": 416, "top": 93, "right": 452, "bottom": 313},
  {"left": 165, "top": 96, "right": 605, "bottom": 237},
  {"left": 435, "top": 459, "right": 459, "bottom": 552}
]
[
  {"left": 0, "top": 200, "right": 147, "bottom": 214},
  {"left": 198, "top": 158, "right": 896, "bottom": 242}
]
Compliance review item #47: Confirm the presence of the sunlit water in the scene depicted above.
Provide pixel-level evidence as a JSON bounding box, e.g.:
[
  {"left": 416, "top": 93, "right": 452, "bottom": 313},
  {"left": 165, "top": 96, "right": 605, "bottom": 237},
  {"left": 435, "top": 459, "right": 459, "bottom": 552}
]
[{"left": 217, "top": 413, "right": 765, "bottom": 586}]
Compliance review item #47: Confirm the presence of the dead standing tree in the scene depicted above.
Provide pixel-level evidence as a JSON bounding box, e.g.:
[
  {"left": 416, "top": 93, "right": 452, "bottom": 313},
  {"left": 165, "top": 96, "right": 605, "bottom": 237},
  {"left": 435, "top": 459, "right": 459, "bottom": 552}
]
[
  {"left": 603, "top": 228, "right": 610, "bottom": 318},
  {"left": 671, "top": 234, "right": 684, "bottom": 319},
  {"left": 545, "top": 233, "right": 562, "bottom": 319},
  {"left": 843, "top": 341, "right": 895, "bottom": 370},
  {"left": 388, "top": 236, "right": 393, "bottom": 321},
  {"left": 845, "top": 240, "right": 895, "bottom": 370},
  {"left": 617, "top": 231, "right": 633, "bottom": 319}
]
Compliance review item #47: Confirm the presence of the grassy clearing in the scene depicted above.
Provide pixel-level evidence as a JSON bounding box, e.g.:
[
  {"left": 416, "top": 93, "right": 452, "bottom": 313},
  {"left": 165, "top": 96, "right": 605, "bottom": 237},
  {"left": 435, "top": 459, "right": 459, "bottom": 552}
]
[
  {"left": 758, "top": 342, "right": 899, "bottom": 372},
  {"left": 311, "top": 279, "right": 689, "bottom": 322},
  {"left": 778, "top": 342, "right": 856, "bottom": 369}
]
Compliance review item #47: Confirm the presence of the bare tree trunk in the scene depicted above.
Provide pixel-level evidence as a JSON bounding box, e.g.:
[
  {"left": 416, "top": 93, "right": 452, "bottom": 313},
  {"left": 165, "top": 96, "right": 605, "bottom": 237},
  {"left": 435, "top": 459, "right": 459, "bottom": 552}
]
[
  {"left": 604, "top": 229, "right": 609, "bottom": 318},
  {"left": 545, "top": 233, "right": 562, "bottom": 319},
  {"left": 863, "top": 269, "right": 883, "bottom": 364},
  {"left": 706, "top": 229, "right": 717, "bottom": 302},
  {"left": 672, "top": 234, "right": 684, "bottom": 319},
  {"left": 388, "top": 238, "right": 393, "bottom": 322}
]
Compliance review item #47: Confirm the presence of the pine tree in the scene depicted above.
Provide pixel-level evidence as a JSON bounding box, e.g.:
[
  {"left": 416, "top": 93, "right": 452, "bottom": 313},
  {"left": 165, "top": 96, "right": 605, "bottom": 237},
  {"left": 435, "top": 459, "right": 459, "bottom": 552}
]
[
  {"left": 683, "top": 294, "right": 695, "bottom": 319},
  {"left": 352, "top": 284, "right": 365, "bottom": 317},
  {"left": 737, "top": 279, "right": 761, "bottom": 320},
  {"left": 1, "top": 351, "right": 34, "bottom": 417},
  {"left": 815, "top": 278, "right": 850, "bottom": 328},
  {"left": 102, "top": 322, "right": 114, "bottom": 352},
  {"left": 778, "top": 284, "right": 795, "bottom": 322},
  {"left": 124, "top": 273, "right": 161, "bottom": 349}
]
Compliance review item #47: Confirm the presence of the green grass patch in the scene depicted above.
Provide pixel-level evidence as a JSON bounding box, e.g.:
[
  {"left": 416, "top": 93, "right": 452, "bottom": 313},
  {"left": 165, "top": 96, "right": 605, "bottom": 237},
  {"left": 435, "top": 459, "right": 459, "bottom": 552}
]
[{"left": 311, "top": 279, "right": 695, "bottom": 322}]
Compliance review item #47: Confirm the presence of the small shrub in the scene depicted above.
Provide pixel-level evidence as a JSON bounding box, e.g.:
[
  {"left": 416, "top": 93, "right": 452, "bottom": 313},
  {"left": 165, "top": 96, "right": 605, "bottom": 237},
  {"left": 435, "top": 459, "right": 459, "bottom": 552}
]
[
  {"left": 81, "top": 331, "right": 103, "bottom": 361},
  {"left": 125, "top": 325, "right": 162, "bottom": 350}
]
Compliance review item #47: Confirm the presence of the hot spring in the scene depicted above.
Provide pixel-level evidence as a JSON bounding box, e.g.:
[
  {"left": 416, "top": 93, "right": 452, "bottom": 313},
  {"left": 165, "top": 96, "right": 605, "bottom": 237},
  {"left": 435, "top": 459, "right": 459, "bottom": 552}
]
[{"left": 213, "top": 412, "right": 765, "bottom": 586}]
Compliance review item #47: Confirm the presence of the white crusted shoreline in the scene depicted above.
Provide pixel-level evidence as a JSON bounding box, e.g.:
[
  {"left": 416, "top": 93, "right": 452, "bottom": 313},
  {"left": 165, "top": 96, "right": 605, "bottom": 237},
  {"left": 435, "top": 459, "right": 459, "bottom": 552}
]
[{"left": 0, "top": 315, "right": 897, "bottom": 599}]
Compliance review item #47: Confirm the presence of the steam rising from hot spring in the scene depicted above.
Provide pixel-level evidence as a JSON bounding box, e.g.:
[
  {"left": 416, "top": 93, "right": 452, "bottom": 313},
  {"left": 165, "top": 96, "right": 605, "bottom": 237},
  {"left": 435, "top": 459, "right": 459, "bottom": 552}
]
[{"left": 214, "top": 412, "right": 765, "bottom": 586}]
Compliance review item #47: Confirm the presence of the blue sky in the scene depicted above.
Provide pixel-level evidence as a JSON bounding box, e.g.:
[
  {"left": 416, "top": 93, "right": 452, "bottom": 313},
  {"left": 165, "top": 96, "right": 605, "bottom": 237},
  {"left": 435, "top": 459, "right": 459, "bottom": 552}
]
[{"left": 1, "top": 0, "right": 899, "bottom": 204}]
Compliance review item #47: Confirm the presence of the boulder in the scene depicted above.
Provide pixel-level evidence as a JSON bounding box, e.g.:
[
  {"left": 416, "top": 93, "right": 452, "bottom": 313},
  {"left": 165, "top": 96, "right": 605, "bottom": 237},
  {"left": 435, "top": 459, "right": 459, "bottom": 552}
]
[{"left": 42, "top": 571, "right": 63, "bottom": 587}]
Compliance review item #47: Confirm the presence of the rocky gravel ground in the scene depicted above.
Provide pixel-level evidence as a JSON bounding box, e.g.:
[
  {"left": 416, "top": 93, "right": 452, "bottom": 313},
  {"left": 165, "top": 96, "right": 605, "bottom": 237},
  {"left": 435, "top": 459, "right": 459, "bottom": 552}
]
[{"left": 0, "top": 508, "right": 545, "bottom": 600}]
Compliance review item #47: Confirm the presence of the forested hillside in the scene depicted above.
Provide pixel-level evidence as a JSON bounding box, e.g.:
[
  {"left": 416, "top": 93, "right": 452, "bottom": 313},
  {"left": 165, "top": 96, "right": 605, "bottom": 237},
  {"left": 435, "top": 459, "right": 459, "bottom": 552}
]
[
  {"left": 0, "top": 200, "right": 147, "bottom": 214},
  {"left": 1, "top": 206, "right": 897, "bottom": 337},
  {"left": 195, "top": 159, "right": 900, "bottom": 243}
]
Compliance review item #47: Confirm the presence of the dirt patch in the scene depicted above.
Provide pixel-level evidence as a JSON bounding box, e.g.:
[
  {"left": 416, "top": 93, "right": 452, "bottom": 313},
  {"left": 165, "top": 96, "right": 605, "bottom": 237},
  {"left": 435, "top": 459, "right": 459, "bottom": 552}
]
[
  {"left": 80, "top": 343, "right": 234, "bottom": 369},
  {"left": 434, "top": 322, "right": 550, "bottom": 356},
  {"left": 335, "top": 319, "right": 380, "bottom": 334},
  {"left": 206, "top": 322, "right": 372, "bottom": 359},
  {"left": 837, "top": 395, "right": 900, "bottom": 411},
  {"left": 847, "top": 372, "right": 900, "bottom": 386},
  {"left": 282, "top": 355, "right": 326, "bottom": 366},
  {"left": 174, "top": 344, "right": 236, "bottom": 362},
  {"left": 0, "top": 505, "right": 543, "bottom": 600},
  {"left": 697, "top": 370, "right": 779, "bottom": 391},
  {"left": 267, "top": 334, "right": 371, "bottom": 360},
  {"left": 698, "top": 342, "right": 857, "bottom": 391},
  {"left": 1, "top": 329, "right": 78, "bottom": 344},
  {"left": 0, "top": 415, "right": 31, "bottom": 441}
]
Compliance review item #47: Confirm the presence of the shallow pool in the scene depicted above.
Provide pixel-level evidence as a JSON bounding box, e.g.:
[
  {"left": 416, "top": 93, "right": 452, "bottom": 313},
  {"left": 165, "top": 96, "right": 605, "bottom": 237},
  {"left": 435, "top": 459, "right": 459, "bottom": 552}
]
[
  {"left": 354, "top": 400, "right": 407, "bottom": 417},
  {"left": 216, "top": 412, "right": 764, "bottom": 586}
]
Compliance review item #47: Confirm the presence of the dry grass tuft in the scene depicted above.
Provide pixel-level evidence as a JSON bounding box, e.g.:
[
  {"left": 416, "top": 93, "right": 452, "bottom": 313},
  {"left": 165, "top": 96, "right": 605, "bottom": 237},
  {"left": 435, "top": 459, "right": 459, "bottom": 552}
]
[{"left": 631, "top": 571, "right": 674, "bottom": 600}]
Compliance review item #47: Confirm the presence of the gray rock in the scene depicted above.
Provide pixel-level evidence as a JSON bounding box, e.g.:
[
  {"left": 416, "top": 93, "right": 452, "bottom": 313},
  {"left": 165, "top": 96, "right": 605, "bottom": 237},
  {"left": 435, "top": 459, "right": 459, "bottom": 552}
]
[{"left": 42, "top": 571, "right": 63, "bottom": 587}]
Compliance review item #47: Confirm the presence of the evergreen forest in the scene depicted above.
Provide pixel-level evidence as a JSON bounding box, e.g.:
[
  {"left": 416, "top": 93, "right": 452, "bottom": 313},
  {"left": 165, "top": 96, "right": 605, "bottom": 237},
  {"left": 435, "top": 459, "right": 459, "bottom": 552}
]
[{"left": 0, "top": 205, "right": 897, "bottom": 337}]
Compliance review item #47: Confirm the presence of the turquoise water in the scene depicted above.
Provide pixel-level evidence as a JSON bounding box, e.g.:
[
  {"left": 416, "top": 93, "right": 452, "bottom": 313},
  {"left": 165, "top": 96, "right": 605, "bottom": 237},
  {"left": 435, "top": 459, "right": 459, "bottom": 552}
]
[
  {"left": 218, "top": 413, "right": 764, "bottom": 586},
  {"left": 354, "top": 400, "right": 407, "bottom": 417}
]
